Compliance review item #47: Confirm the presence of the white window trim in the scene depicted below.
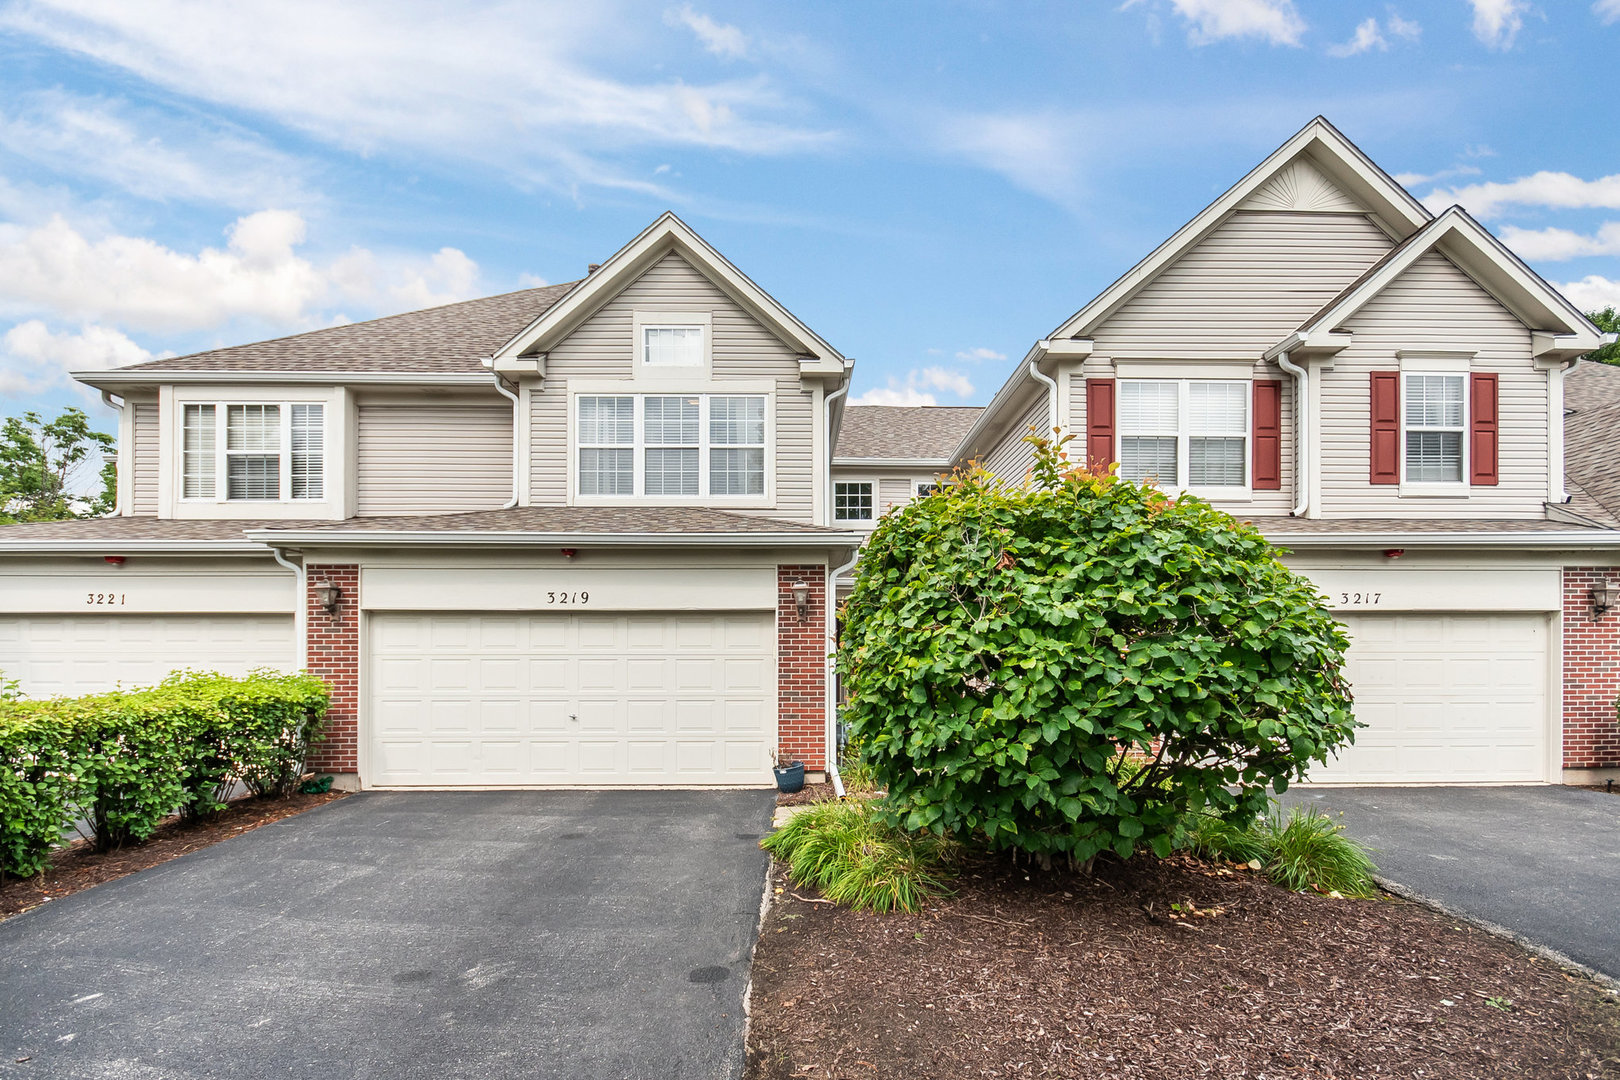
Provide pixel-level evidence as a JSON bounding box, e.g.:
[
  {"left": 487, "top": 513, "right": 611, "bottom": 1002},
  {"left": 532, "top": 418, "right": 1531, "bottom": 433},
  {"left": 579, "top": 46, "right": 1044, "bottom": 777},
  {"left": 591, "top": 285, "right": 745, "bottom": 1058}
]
[
  {"left": 1116, "top": 378, "right": 1252, "bottom": 501},
  {"left": 915, "top": 480, "right": 940, "bottom": 497},
  {"left": 833, "top": 480, "right": 875, "bottom": 525},
  {"left": 631, "top": 310, "right": 713, "bottom": 379},
  {"left": 176, "top": 401, "right": 329, "bottom": 505},
  {"left": 568, "top": 391, "right": 774, "bottom": 507},
  {"left": 1398, "top": 370, "right": 1471, "bottom": 498}
]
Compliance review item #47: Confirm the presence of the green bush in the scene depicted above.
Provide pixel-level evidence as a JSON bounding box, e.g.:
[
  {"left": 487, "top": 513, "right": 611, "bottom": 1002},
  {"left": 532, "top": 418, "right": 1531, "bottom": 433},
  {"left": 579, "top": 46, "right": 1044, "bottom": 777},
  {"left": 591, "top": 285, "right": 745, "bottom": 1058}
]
[
  {"left": 762, "top": 799, "right": 954, "bottom": 913},
  {"left": 1188, "top": 803, "right": 1377, "bottom": 898},
  {"left": 0, "top": 670, "right": 330, "bottom": 873},
  {"left": 838, "top": 436, "right": 1356, "bottom": 867}
]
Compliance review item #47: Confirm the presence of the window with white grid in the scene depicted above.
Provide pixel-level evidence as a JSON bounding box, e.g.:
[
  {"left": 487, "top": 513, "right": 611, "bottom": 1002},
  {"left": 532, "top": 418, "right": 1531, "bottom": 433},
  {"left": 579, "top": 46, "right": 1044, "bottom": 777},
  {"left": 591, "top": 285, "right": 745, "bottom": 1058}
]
[
  {"left": 643, "top": 325, "right": 705, "bottom": 367},
  {"left": 290, "top": 405, "right": 325, "bottom": 500},
  {"left": 578, "top": 396, "right": 635, "bottom": 495},
  {"left": 182, "top": 404, "right": 216, "bottom": 499},
  {"left": 645, "top": 395, "right": 700, "bottom": 495},
  {"left": 575, "top": 394, "right": 767, "bottom": 499},
  {"left": 1403, "top": 373, "right": 1465, "bottom": 484},
  {"left": 179, "top": 402, "right": 326, "bottom": 502},
  {"left": 226, "top": 405, "right": 280, "bottom": 500},
  {"left": 709, "top": 396, "right": 765, "bottom": 496},
  {"left": 834, "top": 482, "right": 873, "bottom": 521},
  {"left": 1118, "top": 379, "right": 1249, "bottom": 492}
]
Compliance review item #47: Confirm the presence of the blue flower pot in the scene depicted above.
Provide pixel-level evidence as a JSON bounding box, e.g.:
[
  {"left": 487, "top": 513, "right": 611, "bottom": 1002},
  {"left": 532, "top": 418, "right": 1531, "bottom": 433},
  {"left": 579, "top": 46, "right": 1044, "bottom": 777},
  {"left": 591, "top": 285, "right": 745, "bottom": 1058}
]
[{"left": 773, "top": 762, "right": 805, "bottom": 793}]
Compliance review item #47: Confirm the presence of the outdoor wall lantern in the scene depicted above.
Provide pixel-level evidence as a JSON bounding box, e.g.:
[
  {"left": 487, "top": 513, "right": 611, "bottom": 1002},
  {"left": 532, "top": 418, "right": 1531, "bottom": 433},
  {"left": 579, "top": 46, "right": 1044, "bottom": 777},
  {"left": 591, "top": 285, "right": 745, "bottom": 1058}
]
[
  {"left": 313, "top": 582, "right": 343, "bottom": 617},
  {"left": 791, "top": 580, "right": 811, "bottom": 622},
  {"left": 1590, "top": 580, "right": 1617, "bottom": 620}
]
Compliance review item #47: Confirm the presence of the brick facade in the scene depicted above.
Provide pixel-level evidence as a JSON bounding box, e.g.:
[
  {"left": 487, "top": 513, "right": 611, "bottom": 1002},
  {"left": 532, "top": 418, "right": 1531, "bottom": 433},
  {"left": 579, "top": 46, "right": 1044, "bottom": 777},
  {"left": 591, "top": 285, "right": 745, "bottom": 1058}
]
[
  {"left": 1563, "top": 568, "right": 1620, "bottom": 771},
  {"left": 304, "top": 564, "right": 360, "bottom": 775},
  {"left": 776, "top": 564, "right": 828, "bottom": 772}
]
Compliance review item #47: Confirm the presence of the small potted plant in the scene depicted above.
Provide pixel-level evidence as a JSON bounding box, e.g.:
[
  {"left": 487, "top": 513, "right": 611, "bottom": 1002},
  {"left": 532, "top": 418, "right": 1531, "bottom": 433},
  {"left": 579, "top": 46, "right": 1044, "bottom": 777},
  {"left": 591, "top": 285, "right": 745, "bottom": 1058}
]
[{"left": 772, "top": 749, "right": 805, "bottom": 794}]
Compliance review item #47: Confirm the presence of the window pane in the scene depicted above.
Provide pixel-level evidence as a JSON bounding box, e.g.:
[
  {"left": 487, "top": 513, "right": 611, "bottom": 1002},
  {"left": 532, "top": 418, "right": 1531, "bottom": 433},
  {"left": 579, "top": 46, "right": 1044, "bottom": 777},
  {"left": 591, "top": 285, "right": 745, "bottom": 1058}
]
[
  {"left": 834, "top": 482, "right": 873, "bottom": 520},
  {"left": 1118, "top": 382, "right": 1178, "bottom": 434},
  {"left": 1189, "top": 382, "right": 1247, "bottom": 435},
  {"left": 1405, "top": 375, "right": 1464, "bottom": 428},
  {"left": 226, "top": 404, "right": 279, "bottom": 452},
  {"left": 578, "top": 396, "right": 633, "bottom": 444},
  {"left": 579, "top": 448, "right": 633, "bottom": 494},
  {"left": 1190, "top": 436, "right": 1246, "bottom": 486},
  {"left": 710, "top": 396, "right": 765, "bottom": 445},
  {"left": 1406, "top": 431, "right": 1463, "bottom": 483},
  {"left": 646, "top": 448, "right": 699, "bottom": 495},
  {"left": 290, "top": 404, "right": 323, "bottom": 500},
  {"left": 712, "top": 448, "right": 764, "bottom": 495},
  {"left": 644, "top": 326, "right": 704, "bottom": 366},
  {"left": 227, "top": 455, "right": 279, "bottom": 500},
  {"left": 645, "top": 396, "right": 699, "bottom": 445},
  {"left": 182, "top": 404, "right": 215, "bottom": 499},
  {"left": 1119, "top": 436, "right": 1177, "bottom": 483}
]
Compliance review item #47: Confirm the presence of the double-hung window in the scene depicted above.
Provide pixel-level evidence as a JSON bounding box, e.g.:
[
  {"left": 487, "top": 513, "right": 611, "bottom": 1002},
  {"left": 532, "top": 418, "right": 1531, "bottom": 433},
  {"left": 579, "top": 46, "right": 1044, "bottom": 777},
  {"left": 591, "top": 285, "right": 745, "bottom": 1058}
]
[
  {"left": 1118, "top": 379, "right": 1249, "bottom": 493},
  {"left": 834, "top": 482, "right": 873, "bottom": 521},
  {"left": 182, "top": 402, "right": 325, "bottom": 502},
  {"left": 1403, "top": 373, "right": 1466, "bottom": 484},
  {"left": 642, "top": 325, "right": 704, "bottom": 367},
  {"left": 575, "top": 394, "right": 767, "bottom": 498}
]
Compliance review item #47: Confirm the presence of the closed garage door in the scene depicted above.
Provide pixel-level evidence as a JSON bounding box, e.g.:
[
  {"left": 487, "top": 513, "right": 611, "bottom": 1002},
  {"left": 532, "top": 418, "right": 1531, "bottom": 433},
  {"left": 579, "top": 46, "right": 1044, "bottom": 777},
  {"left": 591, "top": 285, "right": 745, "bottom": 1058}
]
[
  {"left": 368, "top": 612, "right": 775, "bottom": 787},
  {"left": 1311, "top": 613, "right": 1550, "bottom": 784},
  {"left": 0, "top": 614, "right": 295, "bottom": 697}
]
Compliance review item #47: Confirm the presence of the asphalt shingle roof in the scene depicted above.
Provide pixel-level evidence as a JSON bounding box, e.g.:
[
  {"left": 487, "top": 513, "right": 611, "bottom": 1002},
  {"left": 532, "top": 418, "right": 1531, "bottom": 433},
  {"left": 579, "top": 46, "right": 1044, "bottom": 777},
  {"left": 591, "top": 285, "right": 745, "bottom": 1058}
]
[
  {"left": 1563, "top": 359, "right": 1620, "bottom": 415},
  {"left": 0, "top": 517, "right": 308, "bottom": 542},
  {"left": 835, "top": 406, "right": 983, "bottom": 461},
  {"left": 1249, "top": 516, "right": 1609, "bottom": 535}
]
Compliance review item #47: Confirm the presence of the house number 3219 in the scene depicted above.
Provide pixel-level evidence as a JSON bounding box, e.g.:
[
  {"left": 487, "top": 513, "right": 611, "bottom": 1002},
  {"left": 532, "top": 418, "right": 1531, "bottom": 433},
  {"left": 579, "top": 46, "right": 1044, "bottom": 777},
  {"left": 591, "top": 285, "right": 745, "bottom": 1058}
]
[{"left": 86, "top": 592, "right": 127, "bottom": 605}]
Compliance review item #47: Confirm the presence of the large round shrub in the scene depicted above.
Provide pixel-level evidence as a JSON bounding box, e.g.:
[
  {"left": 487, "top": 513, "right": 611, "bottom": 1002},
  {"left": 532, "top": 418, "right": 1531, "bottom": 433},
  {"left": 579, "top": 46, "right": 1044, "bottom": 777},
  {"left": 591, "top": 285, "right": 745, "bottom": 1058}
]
[{"left": 839, "top": 438, "right": 1356, "bottom": 865}]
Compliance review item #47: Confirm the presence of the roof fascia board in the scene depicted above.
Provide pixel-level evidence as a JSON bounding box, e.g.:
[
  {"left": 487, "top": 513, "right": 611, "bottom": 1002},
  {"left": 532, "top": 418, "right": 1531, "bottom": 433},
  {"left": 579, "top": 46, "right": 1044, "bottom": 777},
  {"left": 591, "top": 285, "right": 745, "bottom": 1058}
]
[
  {"left": 1047, "top": 118, "right": 1432, "bottom": 343},
  {"left": 74, "top": 370, "right": 496, "bottom": 388},
  {"left": 1263, "top": 529, "right": 1620, "bottom": 548},
  {"left": 242, "top": 528, "right": 863, "bottom": 547},
  {"left": 832, "top": 457, "right": 955, "bottom": 468},
  {"left": 0, "top": 539, "right": 269, "bottom": 554},
  {"left": 950, "top": 342, "right": 1046, "bottom": 465}
]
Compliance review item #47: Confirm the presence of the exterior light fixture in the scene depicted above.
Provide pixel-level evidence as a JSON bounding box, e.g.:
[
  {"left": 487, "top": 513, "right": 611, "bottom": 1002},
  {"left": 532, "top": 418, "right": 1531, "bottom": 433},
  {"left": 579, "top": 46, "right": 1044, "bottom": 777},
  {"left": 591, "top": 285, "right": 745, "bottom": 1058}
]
[
  {"left": 1382, "top": 549, "right": 1405, "bottom": 559},
  {"left": 560, "top": 548, "right": 578, "bottom": 559},
  {"left": 791, "top": 580, "right": 811, "bottom": 622},
  {"left": 312, "top": 582, "right": 343, "bottom": 617},
  {"left": 103, "top": 555, "right": 126, "bottom": 566},
  {"left": 1591, "top": 580, "right": 1617, "bottom": 620}
]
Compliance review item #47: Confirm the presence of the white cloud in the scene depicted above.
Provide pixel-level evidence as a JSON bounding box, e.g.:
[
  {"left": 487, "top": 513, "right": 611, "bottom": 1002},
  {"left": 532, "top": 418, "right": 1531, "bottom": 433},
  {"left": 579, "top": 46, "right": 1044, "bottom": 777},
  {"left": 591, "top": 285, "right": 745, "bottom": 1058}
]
[
  {"left": 1125, "top": 0, "right": 1307, "bottom": 47},
  {"left": 850, "top": 365, "right": 975, "bottom": 407},
  {"left": 1498, "top": 222, "right": 1620, "bottom": 261},
  {"left": 1386, "top": 12, "right": 1423, "bottom": 40},
  {"left": 0, "top": 320, "right": 158, "bottom": 393},
  {"left": 1392, "top": 165, "right": 1480, "bottom": 187},
  {"left": 1425, "top": 171, "right": 1620, "bottom": 218},
  {"left": 1554, "top": 275, "right": 1620, "bottom": 313},
  {"left": 850, "top": 386, "right": 939, "bottom": 407},
  {"left": 1468, "top": 0, "right": 1528, "bottom": 49},
  {"left": 955, "top": 347, "right": 1006, "bottom": 362},
  {"left": 938, "top": 110, "right": 1090, "bottom": 206},
  {"left": 664, "top": 5, "right": 748, "bottom": 58},
  {"left": 1598, "top": 0, "right": 1620, "bottom": 24},
  {"left": 1328, "top": 13, "right": 1421, "bottom": 56},
  {"left": 918, "top": 366, "right": 975, "bottom": 397}
]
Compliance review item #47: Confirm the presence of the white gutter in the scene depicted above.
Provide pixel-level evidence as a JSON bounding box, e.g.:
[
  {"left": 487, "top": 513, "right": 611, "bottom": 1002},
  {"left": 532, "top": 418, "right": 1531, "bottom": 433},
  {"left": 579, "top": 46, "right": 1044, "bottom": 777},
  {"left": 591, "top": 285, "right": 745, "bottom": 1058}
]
[
  {"left": 490, "top": 371, "right": 522, "bottom": 510},
  {"left": 98, "top": 390, "right": 124, "bottom": 517},
  {"left": 832, "top": 457, "right": 955, "bottom": 469},
  {"left": 1028, "top": 358, "right": 1058, "bottom": 435},
  {"left": 823, "top": 367, "right": 853, "bottom": 527},
  {"left": 1274, "top": 349, "right": 1310, "bottom": 517},
  {"left": 242, "top": 528, "right": 864, "bottom": 548},
  {"left": 826, "top": 547, "right": 861, "bottom": 799},
  {"left": 269, "top": 546, "right": 307, "bottom": 669},
  {"left": 1262, "top": 530, "right": 1620, "bottom": 548},
  {"left": 75, "top": 371, "right": 497, "bottom": 388},
  {"left": 0, "top": 539, "right": 270, "bottom": 554}
]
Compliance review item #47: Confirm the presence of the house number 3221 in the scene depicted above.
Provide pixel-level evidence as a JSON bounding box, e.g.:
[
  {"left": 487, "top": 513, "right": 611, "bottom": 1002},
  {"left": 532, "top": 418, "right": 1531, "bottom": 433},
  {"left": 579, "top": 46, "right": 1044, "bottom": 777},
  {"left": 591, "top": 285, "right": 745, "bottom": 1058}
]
[
  {"left": 86, "top": 592, "right": 127, "bottom": 605},
  {"left": 1337, "top": 591, "right": 1382, "bottom": 606}
]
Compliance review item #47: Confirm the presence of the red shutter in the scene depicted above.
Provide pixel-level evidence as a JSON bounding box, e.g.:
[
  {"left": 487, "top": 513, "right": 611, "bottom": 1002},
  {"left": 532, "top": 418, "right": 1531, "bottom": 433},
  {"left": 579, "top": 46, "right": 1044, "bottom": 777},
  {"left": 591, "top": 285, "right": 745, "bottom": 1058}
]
[
  {"left": 1369, "top": 371, "right": 1400, "bottom": 484},
  {"left": 1470, "top": 372, "right": 1499, "bottom": 486},
  {"left": 1085, "top": 379, "right": 1115, "bottom": 472},
  {"left": 1252, "top": 380, "right": 1283, "bottom": 490}
]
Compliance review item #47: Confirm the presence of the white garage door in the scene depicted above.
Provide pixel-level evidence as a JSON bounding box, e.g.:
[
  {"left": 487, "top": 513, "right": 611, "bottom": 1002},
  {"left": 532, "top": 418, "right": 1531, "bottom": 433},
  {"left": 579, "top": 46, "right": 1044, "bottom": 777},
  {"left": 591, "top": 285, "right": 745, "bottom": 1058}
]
[
  {"left": 368, "top": 612, "right": 775, "bottom": 787},
  {"left": 0, "top": 614, "right": 295, "bottom": 697},
  {"left": 1311, "top": 613, "right": 1550, "bottom": 784}
]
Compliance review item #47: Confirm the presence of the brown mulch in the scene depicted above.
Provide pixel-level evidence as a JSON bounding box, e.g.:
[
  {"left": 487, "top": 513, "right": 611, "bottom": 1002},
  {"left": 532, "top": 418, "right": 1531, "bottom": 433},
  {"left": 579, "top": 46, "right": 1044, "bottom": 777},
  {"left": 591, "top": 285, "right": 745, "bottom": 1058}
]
[
  {"left": 0, "top": 791, "right": 348, "bottom": 921},
  {"left": 777, "top": 782, "right": 838, "bottom": 807},
  {"left": 747, "top": 854, "right": 1620, "bottom": 1079}
]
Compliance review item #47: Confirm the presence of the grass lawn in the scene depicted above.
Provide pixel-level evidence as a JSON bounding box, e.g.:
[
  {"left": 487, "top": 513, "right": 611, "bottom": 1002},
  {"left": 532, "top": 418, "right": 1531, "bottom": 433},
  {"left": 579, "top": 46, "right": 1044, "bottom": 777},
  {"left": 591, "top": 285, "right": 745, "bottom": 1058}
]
[{"left": 747, "top": 849, "right": 1620, "bottom": 1078}]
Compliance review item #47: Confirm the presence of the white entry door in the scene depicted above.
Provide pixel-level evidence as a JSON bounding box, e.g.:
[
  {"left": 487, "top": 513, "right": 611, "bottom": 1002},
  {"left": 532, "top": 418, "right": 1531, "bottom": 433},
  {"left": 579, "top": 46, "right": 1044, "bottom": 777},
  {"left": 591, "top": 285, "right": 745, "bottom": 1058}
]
[
  {"left": 0, "top": 614, "right": 295, "bottom": 697},
  {"left": 1311, "top": 613, "right": 1550, "bottom": 784},
  {"left": 368, "top": 611, "right": 775, "bottom": 787}
]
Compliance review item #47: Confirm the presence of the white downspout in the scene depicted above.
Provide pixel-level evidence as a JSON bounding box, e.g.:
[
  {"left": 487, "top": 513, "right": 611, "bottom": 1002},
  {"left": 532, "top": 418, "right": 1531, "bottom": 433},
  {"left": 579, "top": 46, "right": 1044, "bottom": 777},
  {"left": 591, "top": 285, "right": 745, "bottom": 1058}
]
[
  {"left": 99, "top": 390, "right": 124, "bottom": 517},
  {"left": 490, "top": 372, "right": 522, "bottom": 510},
  {"left": 1275, "top": 351, "right": 1309, "bottom": 518},
  {"left": 1028, "top": 358, "right": 1058, "bottom": 434},
  {"left": 270, "top": 546, "right": 306, "bottom": 670},
  {"left": 826, "top": 547, "right": 860, "bottom": 799},
  {"left": 823, "top": 364, "right": 853, "bottom": 527}
]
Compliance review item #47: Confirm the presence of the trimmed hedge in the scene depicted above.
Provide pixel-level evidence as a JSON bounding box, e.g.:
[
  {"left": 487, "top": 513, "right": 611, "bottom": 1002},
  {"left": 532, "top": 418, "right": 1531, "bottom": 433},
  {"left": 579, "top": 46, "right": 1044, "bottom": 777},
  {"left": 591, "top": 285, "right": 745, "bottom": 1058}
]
[{"left": 0, "top": 670, "right": 330, "bottom": 879}]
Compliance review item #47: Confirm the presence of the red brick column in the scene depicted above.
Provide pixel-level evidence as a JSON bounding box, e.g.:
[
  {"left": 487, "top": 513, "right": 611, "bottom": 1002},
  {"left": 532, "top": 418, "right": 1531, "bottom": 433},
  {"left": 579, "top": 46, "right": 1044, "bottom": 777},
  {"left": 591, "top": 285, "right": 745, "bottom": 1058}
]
[
  {"left": 777, "top": 565, "right": 827, "bottom": 773},
  {"left": 1562, "top": 568, "right": 1620, "bottom": 772},
  {"left": 304, "top": 564, "right": 360, "bottom": 776}
]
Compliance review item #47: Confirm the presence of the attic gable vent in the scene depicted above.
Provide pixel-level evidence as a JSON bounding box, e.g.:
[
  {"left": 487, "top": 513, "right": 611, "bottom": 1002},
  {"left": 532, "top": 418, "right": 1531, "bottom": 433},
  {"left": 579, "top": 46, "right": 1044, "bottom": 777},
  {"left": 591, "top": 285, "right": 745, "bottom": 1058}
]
[{"left": 1238, "top": 159, "right": 1361, "bottom": 214}]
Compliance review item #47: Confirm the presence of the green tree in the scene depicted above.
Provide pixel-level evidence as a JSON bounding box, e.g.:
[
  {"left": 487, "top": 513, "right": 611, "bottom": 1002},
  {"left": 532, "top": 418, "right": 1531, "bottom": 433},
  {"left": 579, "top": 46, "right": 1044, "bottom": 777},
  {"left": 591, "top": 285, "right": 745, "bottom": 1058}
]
[
  {"left": 838, "top": 436, "right": 1356, "bottom": 868},
  {"left": 1586, "top": 307, "right": 1619, "bottom": 365},
  {"left": 0, "top": 409, "right": 116, "bottom": 524}
]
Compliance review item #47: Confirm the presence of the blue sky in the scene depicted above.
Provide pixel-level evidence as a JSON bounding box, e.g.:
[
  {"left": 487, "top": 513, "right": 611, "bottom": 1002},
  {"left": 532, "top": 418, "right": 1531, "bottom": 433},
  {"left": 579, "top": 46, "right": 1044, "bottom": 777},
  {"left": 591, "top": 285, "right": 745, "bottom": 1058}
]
[{"left": 1, "top": 0, "right": 1618, "bottom": 433}]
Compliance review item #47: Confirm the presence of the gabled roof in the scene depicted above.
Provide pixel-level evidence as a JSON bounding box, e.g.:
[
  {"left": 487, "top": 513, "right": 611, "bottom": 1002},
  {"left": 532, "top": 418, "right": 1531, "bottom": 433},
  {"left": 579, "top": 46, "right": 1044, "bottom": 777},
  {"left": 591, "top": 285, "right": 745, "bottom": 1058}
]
[
  {"left": 492, "top": 212, "right": 846, "bottom": 376},
  {"left": 1562, "top": 357, "right": 1620, "bottom": 415},
  {"left": 1272, "top": 206, "right": 1606, "bottom": 359},
  {"left": 834, "top": 406, "right": 983, "bottom": 462}
]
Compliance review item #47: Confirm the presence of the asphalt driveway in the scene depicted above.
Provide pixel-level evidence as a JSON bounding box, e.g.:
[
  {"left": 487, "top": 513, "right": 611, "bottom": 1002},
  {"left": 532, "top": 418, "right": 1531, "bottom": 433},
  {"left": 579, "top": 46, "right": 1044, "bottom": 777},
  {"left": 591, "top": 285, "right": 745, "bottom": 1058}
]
[
  {"left": 1286, "top": 785, "right": 1620, "bottom": 981},
  {"left": 0, "top": 789, "right": 776, "bottom": 1079}
]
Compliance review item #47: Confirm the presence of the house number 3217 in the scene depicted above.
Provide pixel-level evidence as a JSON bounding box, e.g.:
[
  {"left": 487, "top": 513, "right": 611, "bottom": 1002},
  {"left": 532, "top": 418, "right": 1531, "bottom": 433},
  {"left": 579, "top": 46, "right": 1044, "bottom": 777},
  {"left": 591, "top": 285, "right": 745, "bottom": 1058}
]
[
  {"left": 1337, "top": 591, "right": 1382, "bottom": 606},
  {"left": 86, "top": 592, "right": 127, "bottom": 605}
]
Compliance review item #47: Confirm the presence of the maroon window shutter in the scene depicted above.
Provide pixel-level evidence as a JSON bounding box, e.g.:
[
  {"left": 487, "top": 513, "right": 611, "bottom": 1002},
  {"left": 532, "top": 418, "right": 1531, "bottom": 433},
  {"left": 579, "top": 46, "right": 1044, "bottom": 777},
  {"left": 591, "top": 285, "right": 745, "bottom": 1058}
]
[
  {"left": 1252, "top": 380, "right": 1283, "bottom": 490},
  {"left": 1085, "top": 379, "right": 1115, "bottom": 472},
  {"left": 1470, "top": 372, "right": 1499, "bottom": 486},
  {"left": 1369, "top": 371, "right": 1400, "bottom": 484}
]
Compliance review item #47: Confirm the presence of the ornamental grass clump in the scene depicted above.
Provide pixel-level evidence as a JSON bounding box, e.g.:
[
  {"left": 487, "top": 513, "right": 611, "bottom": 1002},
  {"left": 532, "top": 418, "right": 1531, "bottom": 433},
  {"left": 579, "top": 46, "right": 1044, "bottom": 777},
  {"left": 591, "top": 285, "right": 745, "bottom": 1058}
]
[
  {"left": 1188, "top": 803, "right": 1378, "bottom": 898},
  {"left": 762, "top": 799, "right": 954, "bottom": 914},
  {"left": 838, "top": 434, "right": 1357, "bottom": 868}
]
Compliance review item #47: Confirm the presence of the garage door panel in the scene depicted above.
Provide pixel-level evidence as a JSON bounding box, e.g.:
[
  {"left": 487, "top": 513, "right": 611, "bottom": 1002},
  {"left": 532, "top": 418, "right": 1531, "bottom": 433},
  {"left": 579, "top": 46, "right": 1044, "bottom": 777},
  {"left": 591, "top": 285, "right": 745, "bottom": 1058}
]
[{"left": 368, "top": 611, "right": 774, "bottom": 786}]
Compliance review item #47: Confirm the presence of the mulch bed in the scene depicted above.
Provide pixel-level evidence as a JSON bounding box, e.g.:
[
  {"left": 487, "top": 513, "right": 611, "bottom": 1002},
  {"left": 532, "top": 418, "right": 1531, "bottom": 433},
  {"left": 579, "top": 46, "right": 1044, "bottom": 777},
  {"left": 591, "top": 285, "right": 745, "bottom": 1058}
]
[
  {"left": 0, "top": 791, "right": 348, "bottom": 922},
  {"left": 747, "top": 853, "right": 1620, "bottom": 1079},
  {"left": 777, "top": 782, "right": 838, "bottom": 807}
]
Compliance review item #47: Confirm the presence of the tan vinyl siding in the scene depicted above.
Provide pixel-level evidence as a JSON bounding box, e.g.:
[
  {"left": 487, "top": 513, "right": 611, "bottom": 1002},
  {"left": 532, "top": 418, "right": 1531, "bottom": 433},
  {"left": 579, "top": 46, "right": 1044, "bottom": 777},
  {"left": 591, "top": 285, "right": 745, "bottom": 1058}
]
[
  {"left": 131, "top": 401, "right": 159, "bottom": 515},
  {"left": 1318, "top": 251, "right": 1544, "bottom": 518},
  {"left": 982, "top": 397, "right": 1047, "bottom": 486},
  {"left": 529, "top": 251, "right": 814, "bottom": 519},
  {"left": 356, "top": 401, "right": 512, "bottom": 515},
  {"left": 878, "top": 477, "right": 913, "bottom": 513}
]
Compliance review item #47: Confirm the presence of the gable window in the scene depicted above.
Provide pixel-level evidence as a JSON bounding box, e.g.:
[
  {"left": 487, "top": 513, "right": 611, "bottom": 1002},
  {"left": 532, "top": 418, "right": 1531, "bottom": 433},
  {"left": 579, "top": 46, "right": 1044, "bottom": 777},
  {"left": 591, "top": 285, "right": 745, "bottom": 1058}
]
[
  {"left": 834, "top": 482, "right": 873, "bottom": 521},
  {"left": 1403, "top": 373, "right": 1466, "bottom": 484},
  {"left": 643, "top": 325, "right": 705, "bottom": 367},
  {"left": 1117, "top": 379, "right": 1248, "bottom": 493},
  {"left": 575, "top": 394, "right": 767, "bottom": 499},
  {"left": 181, "top": 402, "right": 325, "bottom": 502}
]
